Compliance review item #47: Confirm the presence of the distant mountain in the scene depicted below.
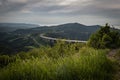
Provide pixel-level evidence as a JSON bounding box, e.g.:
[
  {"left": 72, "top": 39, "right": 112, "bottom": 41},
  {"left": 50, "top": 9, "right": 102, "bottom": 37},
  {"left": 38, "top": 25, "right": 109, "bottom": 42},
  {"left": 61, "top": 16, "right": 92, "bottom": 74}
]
[
  {"left": 45, "top": 23, "right": 101, "bottom": 40},
  {"left": 0, "top": 23, "right": 40, "bottom": 32},
  {"left": 51, "top": 23, "right": 100, "bottom": 33},
  {"left": 13, "top": 23, "right": 101, "bottom": 40},
  {"left": 13, "top": 26, "right": 52, "bottom": 35},
  {"left": 14, "top": 23, "right": 100, "bottom": 40},
  {"left": 13, "top": 23, "right": 100, "bottom": 37}
]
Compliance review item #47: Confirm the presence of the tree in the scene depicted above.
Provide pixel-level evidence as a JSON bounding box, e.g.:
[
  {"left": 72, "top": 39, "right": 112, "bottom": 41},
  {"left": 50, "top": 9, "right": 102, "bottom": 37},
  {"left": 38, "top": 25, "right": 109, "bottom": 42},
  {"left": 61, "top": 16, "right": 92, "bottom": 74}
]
[
  {"left": 87, "top": 33, "right": 101, "bottom": 48},
  {"left": 98, "top": 23, "right": 110, "bottom": 35},
  {"left": 101, "top": 34, "right": 112, "bottom": 48},
  {"left": 87, "top": 23, "right": 120, "bottom": 49}
]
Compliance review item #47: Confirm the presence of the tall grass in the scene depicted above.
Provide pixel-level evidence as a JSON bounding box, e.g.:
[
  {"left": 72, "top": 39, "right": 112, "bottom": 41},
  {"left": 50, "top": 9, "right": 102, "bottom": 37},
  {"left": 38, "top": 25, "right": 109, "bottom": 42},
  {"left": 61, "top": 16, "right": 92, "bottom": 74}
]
[{"left": 0, "top": 47, "right": 113, "bottom": 80}]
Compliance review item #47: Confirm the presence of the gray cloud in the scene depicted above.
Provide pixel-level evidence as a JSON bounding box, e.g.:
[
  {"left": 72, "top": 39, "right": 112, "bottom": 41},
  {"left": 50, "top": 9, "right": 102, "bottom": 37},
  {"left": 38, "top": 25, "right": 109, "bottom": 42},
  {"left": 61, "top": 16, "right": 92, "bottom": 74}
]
[
  {"left": 0, "top": 0, "right": 120, "bottom": 26},
  {"left": 0, "top": 0, "right": 27, "bottom": 14}
]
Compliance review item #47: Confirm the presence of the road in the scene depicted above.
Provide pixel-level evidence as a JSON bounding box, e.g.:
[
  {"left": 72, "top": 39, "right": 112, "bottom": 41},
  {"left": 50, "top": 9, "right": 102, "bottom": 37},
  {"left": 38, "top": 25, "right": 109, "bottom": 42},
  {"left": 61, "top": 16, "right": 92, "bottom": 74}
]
[{"left": 40, "top": 34, "right": 87, "bottom": 43}]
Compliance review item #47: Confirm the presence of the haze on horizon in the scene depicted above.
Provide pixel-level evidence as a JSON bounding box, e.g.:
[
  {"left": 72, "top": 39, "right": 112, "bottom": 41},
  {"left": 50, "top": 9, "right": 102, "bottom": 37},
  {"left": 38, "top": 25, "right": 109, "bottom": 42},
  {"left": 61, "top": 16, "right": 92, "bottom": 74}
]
[{"left": 0, "top": 0, "right": 120, "bottom": 28}]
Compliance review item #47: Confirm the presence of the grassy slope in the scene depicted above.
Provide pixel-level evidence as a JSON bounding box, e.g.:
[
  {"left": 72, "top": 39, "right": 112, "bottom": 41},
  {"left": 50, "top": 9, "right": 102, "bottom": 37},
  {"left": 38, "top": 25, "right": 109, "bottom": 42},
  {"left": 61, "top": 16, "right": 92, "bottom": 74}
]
[{"left": 0, "top": 42, "right": 114, "bottom": 80}]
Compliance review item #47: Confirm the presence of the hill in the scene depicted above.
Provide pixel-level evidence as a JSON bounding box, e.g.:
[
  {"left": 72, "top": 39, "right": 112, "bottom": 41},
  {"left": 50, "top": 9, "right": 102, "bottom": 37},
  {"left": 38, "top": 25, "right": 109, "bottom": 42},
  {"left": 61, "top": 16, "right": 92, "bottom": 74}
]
[
  {"left": 45, "top": 23, "right": 100, "bottom": 40},
  {"left": 0, "top": 32, "right": 49, "bottom": 55},
  {"left": 13, "top": 23, "right": 101, "bottom": 40},
  {"left": 0, "top": 23, "right": 40, "bottom": 32}
]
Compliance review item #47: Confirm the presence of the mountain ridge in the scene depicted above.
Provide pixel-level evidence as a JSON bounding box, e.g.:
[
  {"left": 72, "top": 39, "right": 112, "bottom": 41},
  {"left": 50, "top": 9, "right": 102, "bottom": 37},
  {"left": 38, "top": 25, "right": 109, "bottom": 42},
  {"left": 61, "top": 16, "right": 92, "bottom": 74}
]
[{"left": 0, "top": 23, "right": 40, "bottom": 32}]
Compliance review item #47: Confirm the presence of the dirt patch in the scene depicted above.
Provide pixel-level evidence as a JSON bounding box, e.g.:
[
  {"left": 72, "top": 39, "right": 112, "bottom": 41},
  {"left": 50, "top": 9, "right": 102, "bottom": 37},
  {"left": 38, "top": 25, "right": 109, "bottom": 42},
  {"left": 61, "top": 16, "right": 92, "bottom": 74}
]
[{"left": 107, "top": 49, "right": 120, "bottom": 80}]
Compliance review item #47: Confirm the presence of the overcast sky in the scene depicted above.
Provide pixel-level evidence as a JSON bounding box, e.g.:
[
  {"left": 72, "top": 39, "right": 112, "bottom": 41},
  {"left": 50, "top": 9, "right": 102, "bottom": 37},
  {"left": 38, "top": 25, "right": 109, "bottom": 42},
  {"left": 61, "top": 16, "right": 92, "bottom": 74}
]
[{"left": 0, "top": 0, "right": 120, "bottom": 27}]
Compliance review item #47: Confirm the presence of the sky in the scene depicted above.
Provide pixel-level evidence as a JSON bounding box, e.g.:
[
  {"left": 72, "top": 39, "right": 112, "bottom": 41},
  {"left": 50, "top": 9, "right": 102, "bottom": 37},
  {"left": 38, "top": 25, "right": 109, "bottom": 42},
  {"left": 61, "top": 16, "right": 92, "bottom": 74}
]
[{"left": 0, "top": 0, "right": 120, "bottom": 27}]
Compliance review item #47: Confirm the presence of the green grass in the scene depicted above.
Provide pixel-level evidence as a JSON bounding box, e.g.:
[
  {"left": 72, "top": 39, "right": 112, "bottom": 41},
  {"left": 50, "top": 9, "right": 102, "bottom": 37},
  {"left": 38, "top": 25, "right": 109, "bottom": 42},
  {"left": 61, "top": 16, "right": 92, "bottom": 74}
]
[{"left": 0, "top": 45, "right": 114, "bottom": 80}]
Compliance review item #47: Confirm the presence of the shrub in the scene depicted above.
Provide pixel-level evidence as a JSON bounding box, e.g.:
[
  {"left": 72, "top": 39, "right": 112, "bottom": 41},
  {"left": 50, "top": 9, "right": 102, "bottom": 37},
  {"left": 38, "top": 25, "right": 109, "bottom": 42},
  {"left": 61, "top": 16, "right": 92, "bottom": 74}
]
[
  {"left": 87, "top": 23, "right": 120, "bottom": 49},
  {"left": 0, "top": 47, "right": 113, "bottom": 80}
]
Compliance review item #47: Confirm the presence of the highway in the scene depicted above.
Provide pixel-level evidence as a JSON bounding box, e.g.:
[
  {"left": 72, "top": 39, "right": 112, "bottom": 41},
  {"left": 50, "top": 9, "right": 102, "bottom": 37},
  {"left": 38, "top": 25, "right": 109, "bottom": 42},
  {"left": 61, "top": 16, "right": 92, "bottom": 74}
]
[{"left": 40, "top": 34, "right": 87, "bottom": 43}]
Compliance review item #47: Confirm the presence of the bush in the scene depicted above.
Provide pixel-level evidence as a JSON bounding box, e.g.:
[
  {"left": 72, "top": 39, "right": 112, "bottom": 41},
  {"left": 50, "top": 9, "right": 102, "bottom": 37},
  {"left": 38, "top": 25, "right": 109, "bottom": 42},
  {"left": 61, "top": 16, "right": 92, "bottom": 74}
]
[
  {"left": 0, "top": 47, "right": 113, "bottom": 80},
  {"left": 0, "top": 55, "right": 16, "bottom": 68},
  {"left": 17, "top": 41, "right": 85, "bottom": 59},
  {"left": 87, "top": 23, "right": 120, "bottom": 49}
]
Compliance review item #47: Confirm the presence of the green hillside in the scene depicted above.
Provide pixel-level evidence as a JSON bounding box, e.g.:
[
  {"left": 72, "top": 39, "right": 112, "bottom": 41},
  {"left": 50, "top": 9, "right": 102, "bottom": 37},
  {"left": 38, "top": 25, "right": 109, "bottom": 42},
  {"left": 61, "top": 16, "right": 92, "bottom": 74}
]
[
  {"left": 0, "top": 42, "right": 114, "bottom": 80},
  {"left": 0, "top": 32, "right": 50, "bottom": 55}
]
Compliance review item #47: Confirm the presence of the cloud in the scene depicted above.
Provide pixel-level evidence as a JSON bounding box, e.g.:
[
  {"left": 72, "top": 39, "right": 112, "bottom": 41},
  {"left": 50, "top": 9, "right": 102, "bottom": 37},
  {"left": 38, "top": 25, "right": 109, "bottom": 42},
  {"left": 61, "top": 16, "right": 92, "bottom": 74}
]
[
  {"left": 0, "top": 0, "right": 95, "bottom": 14},
  {"left": 0, "top": 0, "right": 120, "bottom": 26},
  {"left": 0, "top": 0, "right": 27, "bottom": 14},
  {"left": 8, "top": 0, "right": 28, "bottom": 3}
]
